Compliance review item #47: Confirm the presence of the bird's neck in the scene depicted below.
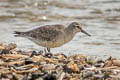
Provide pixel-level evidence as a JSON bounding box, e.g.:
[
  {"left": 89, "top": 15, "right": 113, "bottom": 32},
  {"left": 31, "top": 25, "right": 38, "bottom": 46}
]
[
  {"left": 65, "top": 26, "right": 77, "bottom": 35},
  {"left": 64, "top": 27, "right": 77, "bottom": 43}
]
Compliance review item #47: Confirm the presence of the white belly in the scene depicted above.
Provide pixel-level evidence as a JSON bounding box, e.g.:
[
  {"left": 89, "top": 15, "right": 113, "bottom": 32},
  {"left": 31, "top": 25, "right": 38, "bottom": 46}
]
[{"left": 29, "top": 38, "right": 65, "bottom": 48}]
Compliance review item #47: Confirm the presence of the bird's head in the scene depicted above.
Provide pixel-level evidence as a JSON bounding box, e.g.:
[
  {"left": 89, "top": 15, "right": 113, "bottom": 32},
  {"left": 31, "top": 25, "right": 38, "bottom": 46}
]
[{"left": 69, "top": 22, "right": 91, "bottom": 36}]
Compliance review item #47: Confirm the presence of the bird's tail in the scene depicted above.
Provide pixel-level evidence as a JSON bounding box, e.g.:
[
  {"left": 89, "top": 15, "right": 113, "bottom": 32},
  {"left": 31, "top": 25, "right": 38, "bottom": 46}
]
[{"left": 14, "top": 31, "right": 24, "bottom": 37}]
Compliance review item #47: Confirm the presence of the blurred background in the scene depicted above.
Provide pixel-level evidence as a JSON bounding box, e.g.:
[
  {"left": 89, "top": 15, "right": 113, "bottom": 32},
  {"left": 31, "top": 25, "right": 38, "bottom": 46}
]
[{"left": 0, "top": 0, "right": 120, "bottom": 59}]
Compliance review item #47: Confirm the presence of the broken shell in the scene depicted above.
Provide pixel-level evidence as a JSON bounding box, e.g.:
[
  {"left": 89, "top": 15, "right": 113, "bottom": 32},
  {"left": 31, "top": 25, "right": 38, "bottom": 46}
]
[
  {"left": 57, "top": 72, "right": 65, "bottom": 80},
  {"left": 72, "top": 64, "right": 79, "bottom": 72},
  {"left": 66, "top": 61, "right": 78, "bottom": 72},
  {"left": 2, "top": 54, "right": 29, "bottom": 59},
  {"left": 103, "top": 60, "right": 113, "bottom": 67},
  {"left": 85, "top": 66, "right": 96, "bottom": 71},
  {"left": 86, "top": 56, "right": 97, "bottom": 65},
  {"left": 5, "top": 43, "right": 17, "bottom": 50},
  {"left": 0, "top": 43, "right": 5, "bottom": 50},
  {"left": 113, "top": 60, "right": 120, "bottom": 67},
  {"left": 41, "top": 64, "right": 56, "bottom": 71}
]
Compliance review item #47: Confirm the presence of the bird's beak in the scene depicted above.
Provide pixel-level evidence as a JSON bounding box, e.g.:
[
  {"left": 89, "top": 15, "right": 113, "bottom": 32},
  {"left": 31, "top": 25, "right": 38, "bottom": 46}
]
[{"left": 81, "top": 29, "right": 91, "bottom": 36}]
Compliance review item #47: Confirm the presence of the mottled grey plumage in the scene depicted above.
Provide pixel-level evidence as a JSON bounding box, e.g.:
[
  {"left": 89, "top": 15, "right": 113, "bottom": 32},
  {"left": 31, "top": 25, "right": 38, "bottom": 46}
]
[{"left": 14, "top": 22, "right": 91, "bottom": 52}]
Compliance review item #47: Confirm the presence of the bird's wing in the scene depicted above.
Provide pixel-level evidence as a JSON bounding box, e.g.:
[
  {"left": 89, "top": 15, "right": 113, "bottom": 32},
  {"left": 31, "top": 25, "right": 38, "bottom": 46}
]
[{"left": 25, "top": 24, "right": 65, "bottom": 41}]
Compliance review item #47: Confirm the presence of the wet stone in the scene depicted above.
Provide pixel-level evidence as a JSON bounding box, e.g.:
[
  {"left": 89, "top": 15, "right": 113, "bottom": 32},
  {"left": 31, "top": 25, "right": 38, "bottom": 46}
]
[
  {"left": 83, "top": 71, "right": 95, "bottom": 78},
  {"left": 24, "top": 59, "right": 34, "bottom": 65},
  {"left": 44, "top": 52, "right": 53, "bottom": 58},
  {"left": 94, "top": 63, "right": 104, "bottom": 67},
  {"left": 22, "top": 73, "right": 29, "bottom": 80},
  {"left": 30, "top": 51, "right": 42, "bottom": 57},
  {"left": 34, "top": 61, "right": 41, "bottom": 66},
  {"left": 43, "top": 73, "right": 57, "bottom": 80},
  {"left": 63, "top": 65, "right": 74, "bottom": 73},
  {"left": 102, "top": 74, "right": 112, "bottom": 79},
  {"left": 97, "top": 60, "right": 105, "bottom": 63},
  {"left": 12, "top": 73, "right": 18, "bottom": 80},
  {"left": 0, "top": 49, "right": 11, "bottom": 55},
  {"left": 30, "top": 72, "right": 46, "bottom": 80},
  {"left": 30, "top": 51, "right": 38, "bottom": 57}
]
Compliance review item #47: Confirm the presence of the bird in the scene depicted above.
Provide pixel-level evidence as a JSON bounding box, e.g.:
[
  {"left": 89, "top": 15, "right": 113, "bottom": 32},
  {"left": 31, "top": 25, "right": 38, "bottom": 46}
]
[{"left": 14, "top": 22, "right": 91, "bottom": 52}]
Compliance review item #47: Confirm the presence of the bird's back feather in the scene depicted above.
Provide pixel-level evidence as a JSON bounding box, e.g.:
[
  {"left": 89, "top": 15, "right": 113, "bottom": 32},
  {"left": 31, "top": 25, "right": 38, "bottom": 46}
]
[
  {"left": 14, "top": 31, "right": 25, "bottom": 37},
  {"left": 23, "top": 24, "right": 66, "bottom": 41}
]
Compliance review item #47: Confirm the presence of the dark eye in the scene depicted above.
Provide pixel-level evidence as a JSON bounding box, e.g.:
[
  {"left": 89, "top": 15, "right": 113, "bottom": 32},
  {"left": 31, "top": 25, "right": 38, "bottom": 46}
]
[{"left": 76, "top": 25, "right": 80, "bottom": 28}]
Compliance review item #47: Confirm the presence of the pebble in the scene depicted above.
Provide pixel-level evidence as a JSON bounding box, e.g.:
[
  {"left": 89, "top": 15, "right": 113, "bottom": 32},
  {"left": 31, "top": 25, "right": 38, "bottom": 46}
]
[{"left": 0, "top": 43, "right": 120, "bottom": 80}]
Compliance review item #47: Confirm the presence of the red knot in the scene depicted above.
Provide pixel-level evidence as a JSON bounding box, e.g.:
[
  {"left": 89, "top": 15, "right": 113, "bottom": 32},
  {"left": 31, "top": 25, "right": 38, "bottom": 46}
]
[{"left": 14, "top": 22, "right": 91, "bottom": 52}]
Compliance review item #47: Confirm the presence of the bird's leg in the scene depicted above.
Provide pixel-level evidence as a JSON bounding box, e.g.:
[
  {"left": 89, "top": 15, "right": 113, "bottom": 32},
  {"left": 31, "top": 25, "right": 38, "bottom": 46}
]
[
  {"left": 44, "top": 48, "right": 47, "bottom": 53},
  {"left": 47, "top": 48, "right": 50, "bottom": 52}
]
